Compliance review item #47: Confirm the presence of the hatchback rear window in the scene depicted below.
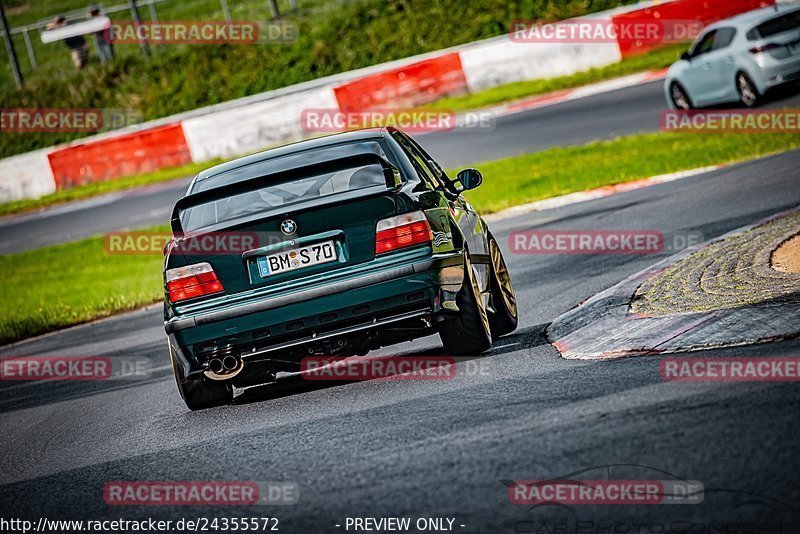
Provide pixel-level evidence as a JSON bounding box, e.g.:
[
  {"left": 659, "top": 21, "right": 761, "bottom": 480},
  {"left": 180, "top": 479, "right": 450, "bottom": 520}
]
[
  {"left": 180, "top": 163, "right": 387, "bottom": 231},
  {"left": 749, "top": 10, "right": 800, "bottom": 39}
]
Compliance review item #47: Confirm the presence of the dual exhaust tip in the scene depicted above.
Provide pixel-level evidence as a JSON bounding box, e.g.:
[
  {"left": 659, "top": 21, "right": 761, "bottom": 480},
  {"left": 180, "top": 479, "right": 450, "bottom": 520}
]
[{"left": 205, "top": 354, "right": 243, "bottom": 380}]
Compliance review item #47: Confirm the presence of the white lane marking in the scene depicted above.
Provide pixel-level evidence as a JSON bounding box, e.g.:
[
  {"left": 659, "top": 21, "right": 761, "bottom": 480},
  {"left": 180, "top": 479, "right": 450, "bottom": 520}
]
[{"left": 492, "top": 342, "right": 521, "bottom": 350}]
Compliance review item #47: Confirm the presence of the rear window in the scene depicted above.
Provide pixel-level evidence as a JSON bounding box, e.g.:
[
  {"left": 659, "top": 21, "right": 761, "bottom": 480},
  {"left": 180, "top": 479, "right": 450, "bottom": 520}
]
[
  {"left": 749, "top": 9, "right": 800, "bottom": 39},
  {"left": 180, "top": 163, "right": 386, "bottom": 231}
]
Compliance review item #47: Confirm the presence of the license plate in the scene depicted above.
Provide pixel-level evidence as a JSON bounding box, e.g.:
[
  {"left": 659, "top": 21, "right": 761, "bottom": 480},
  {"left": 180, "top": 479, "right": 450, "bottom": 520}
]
[{"left": 257, "top": 241, "right": 337, "bottom": 277}]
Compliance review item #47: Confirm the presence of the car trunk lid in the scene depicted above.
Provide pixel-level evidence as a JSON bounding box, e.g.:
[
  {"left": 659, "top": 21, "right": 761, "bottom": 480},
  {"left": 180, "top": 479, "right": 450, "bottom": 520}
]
[{"left": 168, "top": 155, "right": 402, "bottom": 296}]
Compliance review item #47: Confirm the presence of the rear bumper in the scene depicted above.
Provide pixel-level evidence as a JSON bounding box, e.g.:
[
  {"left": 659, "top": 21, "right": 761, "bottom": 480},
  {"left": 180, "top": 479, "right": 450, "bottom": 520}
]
[
  {"left": 761, "top": 67, "right": 800, "bottom": 88},
  {"left": 752, "top": 54, "right": 800, "bottom": 90},
  {"left": 167, "top": 251, "right": 465, "bottom": 379}
]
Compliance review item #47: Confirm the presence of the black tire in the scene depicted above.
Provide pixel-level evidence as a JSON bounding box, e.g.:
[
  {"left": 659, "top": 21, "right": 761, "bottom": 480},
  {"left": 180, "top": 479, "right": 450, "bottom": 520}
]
[
  {"left": 170, "top": 344, "right": 232, "bottom": 410},
  {"left": 438, "top": 255, "right": 493, "bottom": 356},
  {"left": 736, "top": 72, "right": 760, "bottom": 108},
  {"left": 670, "top": 82, "right": 694, "bottom": 110},
  {"left": 487, "top": 236, "right": 518, "bottom": 340}
]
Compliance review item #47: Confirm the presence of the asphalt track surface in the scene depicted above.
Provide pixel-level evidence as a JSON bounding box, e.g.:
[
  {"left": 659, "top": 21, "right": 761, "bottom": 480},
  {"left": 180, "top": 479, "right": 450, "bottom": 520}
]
[
  {"left": 2, "top": 78, "right": 800, "bottom": 255},
  {"left": 1, "top": 149, "right": 799, "bottom": 531}
]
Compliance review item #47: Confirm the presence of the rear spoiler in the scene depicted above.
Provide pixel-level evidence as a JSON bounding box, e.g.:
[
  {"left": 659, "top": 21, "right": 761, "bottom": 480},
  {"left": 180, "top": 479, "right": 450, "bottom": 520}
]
[{"left": 170, "top": 154, "right": 402, "bottom": 234}]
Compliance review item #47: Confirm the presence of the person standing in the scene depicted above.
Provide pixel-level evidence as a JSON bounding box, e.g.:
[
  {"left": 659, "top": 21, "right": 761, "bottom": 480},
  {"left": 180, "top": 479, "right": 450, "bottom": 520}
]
[
  {"left": 87, "top": 4, "right": 114, "bottom": 64},
  {"left": 46, "top": 15, "right": 90, "bottom": 69}
]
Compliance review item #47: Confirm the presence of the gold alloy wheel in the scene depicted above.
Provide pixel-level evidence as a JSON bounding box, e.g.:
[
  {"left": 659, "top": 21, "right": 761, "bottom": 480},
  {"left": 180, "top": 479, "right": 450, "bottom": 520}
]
[
  {"left": 490, "top": 240, "right": 517, "bottom": 317},
  {"left": 470, "top": 260, "right": 491, "bottom": 335}
]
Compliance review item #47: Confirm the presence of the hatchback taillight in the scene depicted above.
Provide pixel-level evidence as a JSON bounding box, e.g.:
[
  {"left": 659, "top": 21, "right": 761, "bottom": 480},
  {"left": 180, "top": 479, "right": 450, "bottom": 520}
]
[
  {"left": 749, "top": 43, "right": 781, "bottom": 54},
  {"left": 166, "top": 262, "right": 224, "bottom": 303},
  {"left": 375, "top": 211, "right": 433, "bottom": 255},
  {"left": 750, "top": 42, "right": 791, "bottom": 60}
]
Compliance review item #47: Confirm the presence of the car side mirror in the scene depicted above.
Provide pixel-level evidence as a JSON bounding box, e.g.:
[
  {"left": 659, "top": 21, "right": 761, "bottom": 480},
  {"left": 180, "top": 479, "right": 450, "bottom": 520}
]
[
  {"left": 680, "top": 51, "right": 692, "bottom": 61},
  {"left": 456, "top": 168, "right": 483, "bottom": 191}
]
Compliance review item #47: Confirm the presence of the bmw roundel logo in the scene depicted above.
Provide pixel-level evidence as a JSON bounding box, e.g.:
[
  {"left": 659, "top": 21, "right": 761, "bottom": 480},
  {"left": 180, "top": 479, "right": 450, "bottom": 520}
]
[{"left": 280, "top": 219, "right": 297, "bottom": 235}]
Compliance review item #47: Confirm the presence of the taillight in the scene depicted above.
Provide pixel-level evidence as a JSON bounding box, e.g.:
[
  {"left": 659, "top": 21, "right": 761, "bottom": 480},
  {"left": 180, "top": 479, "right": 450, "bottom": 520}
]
[
  {"left": 375, "top": 211, "right": 433, "bottom": 255},
  {"left": 749, "top": 43, "right": 781, "bottom": 54},
  {"left": 166, "top": 262, "right": 224, "bottom": 303}
]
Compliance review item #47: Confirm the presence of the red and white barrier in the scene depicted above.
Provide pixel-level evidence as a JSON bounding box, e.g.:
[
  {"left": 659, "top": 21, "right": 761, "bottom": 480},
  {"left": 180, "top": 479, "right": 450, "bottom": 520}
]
[
  {"left": 47, "top": 123, "right": 191, "bottom": 189},
  {"left": 0, "top": 0, "right": 777, "bottom": 203},
  {"left": 182, "top": 87, "right": 338, "bottom": 162},
  {"left": 333, "top": 53, "right": 468, "bottom": 112},
  {"left": 613, "top": 0, "right": 774, "bottom": 57},
  {"left": 0, "top": 150, "right": 56, "bottom": 201},
  {"left": 460, "top": 41, "right": 621, "bottom": 94}
]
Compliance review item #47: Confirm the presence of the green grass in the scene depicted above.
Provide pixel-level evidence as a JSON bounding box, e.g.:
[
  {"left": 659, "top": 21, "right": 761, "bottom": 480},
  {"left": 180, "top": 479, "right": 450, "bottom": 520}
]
[
  {"left": 463, "top": 132, "right": 800, "bottom": 214},
  {"left": 0, "top": 158, "right": 223, "bottom": 217},
  {"left": 1, "top": 0, "right": 635, "bottom": 158},
  {"left": 4, "top": 130, "right": 799, "bottom": 345},
  {"left": 2, "top": 0, "right": 303, "bottom": 85},
  {"left": 0, "top": 225, "right": 167, "bottom": 345},
  {"left": 430, "top": 44, "right": 685, "bottom": 112}
]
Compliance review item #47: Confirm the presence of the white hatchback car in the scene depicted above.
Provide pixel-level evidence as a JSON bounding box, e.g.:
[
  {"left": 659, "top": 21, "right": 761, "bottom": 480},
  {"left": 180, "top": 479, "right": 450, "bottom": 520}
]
[{"left": 665, "top": 4, "right": 800, "bottom": 109}]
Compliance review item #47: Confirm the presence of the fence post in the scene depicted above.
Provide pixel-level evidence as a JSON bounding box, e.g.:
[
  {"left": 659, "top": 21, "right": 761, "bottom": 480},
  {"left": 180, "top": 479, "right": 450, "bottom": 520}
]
[
  {"left": 267, "top": 0, "right": 281, "bottom": 20},
  {"left": 147, "top": 0, "right": 158, "bottom": 21},
  {"left": 220, "top": 0, "right": 232, "bottom": 21},
  {"left": 22, "top": 27, "right": 37, "bottom": 70},
  {"left": 128, "top": 0, "right": 150, "bottom": 57},
  {"left": 0, "top": 0, "right": 24, "bottom": 88}
]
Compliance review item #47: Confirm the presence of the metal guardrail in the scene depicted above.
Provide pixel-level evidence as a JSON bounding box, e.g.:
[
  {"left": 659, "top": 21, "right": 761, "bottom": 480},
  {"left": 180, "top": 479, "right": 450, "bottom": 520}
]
[
  {"left": 4, "top": 0, "right": 167, "bottom": 34},
  {"left": 0, "top": 0, "right": 296, "bottom": 78},
  {"left": 1, "top": 0, "right": 168, "bottom": 73}
]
